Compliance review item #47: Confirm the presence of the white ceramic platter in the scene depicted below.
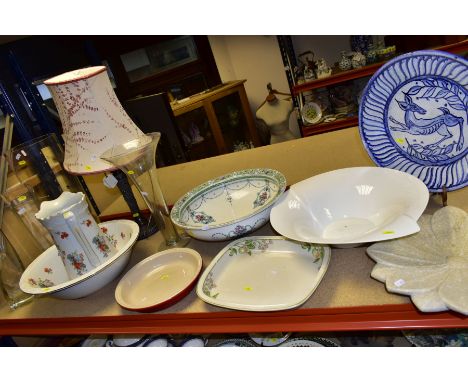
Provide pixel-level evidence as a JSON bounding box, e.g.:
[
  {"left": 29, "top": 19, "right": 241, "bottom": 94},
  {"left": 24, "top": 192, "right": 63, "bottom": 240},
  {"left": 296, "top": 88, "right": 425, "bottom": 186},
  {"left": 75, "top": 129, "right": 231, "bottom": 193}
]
[
  {"left": 196, "top": 236, "right": 330, "bottom": 311},
  {"left": 270, "top": 167, "right": 429, "bottom": 245},
  {"left": 359, "top": 50, "right": 468, "bottom": 192},
  {"left": 19, "top": 220, "right": 139, "bottom": 299},
  {"left": 170, "top": 168, "right": 286, "bottom": 241},
  {"left": 115, "top": 248, "right": 202, "bottom": 312}
]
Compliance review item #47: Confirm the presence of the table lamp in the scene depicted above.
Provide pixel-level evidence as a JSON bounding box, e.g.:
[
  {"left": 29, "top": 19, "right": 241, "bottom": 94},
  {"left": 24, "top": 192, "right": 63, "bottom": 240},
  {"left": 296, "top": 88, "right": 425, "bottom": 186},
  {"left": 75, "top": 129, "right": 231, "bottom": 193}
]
[{"left": 44, "top": 66, "right": 157, "bottom": 239}]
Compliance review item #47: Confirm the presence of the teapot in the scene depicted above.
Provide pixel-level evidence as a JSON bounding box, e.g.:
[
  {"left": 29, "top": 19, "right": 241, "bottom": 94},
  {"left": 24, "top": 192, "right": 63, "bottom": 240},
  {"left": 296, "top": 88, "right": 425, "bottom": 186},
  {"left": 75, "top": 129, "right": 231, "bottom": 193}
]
[{"left": 35, "top": 192, "right": 118, "bottom": 280}]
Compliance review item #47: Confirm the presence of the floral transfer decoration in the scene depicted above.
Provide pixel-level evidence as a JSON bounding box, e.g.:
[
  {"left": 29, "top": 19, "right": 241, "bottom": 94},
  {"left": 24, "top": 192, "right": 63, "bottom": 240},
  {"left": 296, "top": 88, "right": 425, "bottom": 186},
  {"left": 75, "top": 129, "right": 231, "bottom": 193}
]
[
  {"left": 301, "top": 243, "right": 325, "bottom": 263},
  {"left": 67, "top": 251, "right": 88, "bottom": 275},
  {"left": 367, "top": 206, "right": 468, "bottom": 315},
  {"left": 28, "top": 277, "right": 55, "bottom": 288},
  {"left": 253, "top": 184, "right": 271, "bottom": 208},
  {"left": 228, "top": 238, "right": 274, "bottom": 256},
  {"left": 211, "top": 218, "right": 267, "bottom": 240},
  {"left": 188, "top": 209, "right": 215, "bottom": 225},
  {"left": 56, "top": 231, "right": 69, "bottom": 239},
  {"left": 93, "top": 235, "right": 111, "bottom": 256},
  {"left": 202, "top": 272, "right": 219, "bottom": 299},
  {"left": 82, "top": 219, "right": 93, "bottom": 227}
]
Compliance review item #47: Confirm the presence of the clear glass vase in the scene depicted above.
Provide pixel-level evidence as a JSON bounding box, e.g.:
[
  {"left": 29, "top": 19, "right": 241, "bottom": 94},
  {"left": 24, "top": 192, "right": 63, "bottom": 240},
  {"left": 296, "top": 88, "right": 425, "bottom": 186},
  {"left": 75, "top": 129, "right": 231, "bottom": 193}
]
[
  {"left": 0, "top": 231, "right": 34, "bottom": 310},
  {"left": 100, "top": 132, "right": 187, "bottom": 247}
]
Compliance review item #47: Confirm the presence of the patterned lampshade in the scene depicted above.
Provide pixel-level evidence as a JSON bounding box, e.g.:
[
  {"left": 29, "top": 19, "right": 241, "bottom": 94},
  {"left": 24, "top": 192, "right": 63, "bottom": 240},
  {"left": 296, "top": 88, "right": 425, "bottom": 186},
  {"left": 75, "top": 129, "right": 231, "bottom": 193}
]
[{"left": 44, "top": 66, "right": 144, "bottom": 174}]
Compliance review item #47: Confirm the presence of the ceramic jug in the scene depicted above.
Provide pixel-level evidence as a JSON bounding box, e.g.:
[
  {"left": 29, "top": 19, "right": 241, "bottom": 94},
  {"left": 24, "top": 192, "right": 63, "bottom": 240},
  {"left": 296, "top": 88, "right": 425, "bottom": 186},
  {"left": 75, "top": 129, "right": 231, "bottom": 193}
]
[{"left": 35, "top": 192, "right": 118, "bottom": 280}]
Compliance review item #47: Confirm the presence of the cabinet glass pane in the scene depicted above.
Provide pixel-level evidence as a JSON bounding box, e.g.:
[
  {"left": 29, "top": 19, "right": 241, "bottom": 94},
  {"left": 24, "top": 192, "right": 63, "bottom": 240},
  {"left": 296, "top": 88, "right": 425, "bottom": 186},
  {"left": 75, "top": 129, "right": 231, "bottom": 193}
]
[
  {"left": 212, "top": 92, "right": 254, "bottom": 153},
  {"left": 175, "top": 107, "right": 219, "bottom": 161},
  {"left": 120, "top": 36, "right": 199, "bottom": 83}
]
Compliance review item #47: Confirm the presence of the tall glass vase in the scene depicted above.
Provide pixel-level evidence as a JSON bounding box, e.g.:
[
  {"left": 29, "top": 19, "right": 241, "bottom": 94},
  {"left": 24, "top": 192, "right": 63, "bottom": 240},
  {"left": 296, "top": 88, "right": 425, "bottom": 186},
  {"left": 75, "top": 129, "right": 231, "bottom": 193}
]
[{"left": 100, "top": 132, "right": 186, "bottom": 247}]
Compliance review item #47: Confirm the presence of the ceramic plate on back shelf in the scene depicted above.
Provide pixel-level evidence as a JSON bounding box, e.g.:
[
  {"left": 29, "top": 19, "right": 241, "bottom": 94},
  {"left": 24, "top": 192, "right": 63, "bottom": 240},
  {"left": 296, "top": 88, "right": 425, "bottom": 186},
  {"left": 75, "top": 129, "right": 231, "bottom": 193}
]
[
  {"left": 214, "top": 338, "right": 256, "bottom": 347},
  {"left": 301, "top": 102, "right": 322, "bottom": 125},
  {"left": 196, "top": 236, "right": 330, "bottom": 312},
  {"left": 279, "top": 337, "right": 339, "bottom": 347},
  {"left": 359, "top": 50, "right": 468, "bottom": 192}
]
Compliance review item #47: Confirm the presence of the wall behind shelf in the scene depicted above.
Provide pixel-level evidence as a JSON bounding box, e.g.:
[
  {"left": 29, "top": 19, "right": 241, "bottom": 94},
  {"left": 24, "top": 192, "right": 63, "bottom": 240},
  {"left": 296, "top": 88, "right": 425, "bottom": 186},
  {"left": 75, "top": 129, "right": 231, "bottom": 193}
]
[{"left": 208, "top": 36, "right": 301, "bottom": 141}]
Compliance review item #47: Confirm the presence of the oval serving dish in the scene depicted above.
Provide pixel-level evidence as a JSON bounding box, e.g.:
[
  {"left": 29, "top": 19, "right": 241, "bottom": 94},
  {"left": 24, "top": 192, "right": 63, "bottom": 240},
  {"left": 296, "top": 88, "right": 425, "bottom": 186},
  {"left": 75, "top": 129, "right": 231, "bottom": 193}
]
[
  {"left": 170, "top": 168, "right": 286, "bottom": 241},
  {"left": 115, "top": 248, "right": 203, "bottom": 312}
]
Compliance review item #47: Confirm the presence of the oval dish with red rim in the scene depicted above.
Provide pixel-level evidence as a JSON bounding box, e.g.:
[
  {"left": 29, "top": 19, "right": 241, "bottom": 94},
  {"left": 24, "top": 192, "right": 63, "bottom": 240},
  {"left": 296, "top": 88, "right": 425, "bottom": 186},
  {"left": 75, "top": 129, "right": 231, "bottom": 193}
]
[{"left": 115, "top": 248, "right": 203, "bottom": 312}]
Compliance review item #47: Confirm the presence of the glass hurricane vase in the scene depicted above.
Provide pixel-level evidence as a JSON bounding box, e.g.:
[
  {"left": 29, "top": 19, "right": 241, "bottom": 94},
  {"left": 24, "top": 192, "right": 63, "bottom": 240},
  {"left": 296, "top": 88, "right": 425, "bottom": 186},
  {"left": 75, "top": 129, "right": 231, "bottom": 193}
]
[{"left": 100, "top": 132, "right": 186, "bottom": 247}]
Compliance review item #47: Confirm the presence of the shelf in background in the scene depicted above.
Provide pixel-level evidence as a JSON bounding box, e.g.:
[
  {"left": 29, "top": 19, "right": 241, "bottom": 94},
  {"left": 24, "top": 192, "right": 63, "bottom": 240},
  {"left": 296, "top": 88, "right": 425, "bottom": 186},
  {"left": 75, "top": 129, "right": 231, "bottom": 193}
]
[
  {"left": 295, "top": 39, "right": 468, "bottom": 137},
  {"left": 302, "top": 116, "right": 359, "bottom": 137},
  {"left": 292, "top": 39, "right": 468, "bottom": 95},
  {"left": 293, "top": 63, "right": 381, "bottom": 95}
]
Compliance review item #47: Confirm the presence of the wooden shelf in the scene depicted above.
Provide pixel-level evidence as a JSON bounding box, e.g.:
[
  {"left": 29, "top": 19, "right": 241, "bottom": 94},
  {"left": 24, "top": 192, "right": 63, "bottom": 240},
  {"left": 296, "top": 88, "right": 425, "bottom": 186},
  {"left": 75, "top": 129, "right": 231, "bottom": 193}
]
[
  {"left": 292, "top": 39, "right": 468, "bottom": 96},
  {"left": 302, "top": 116, "right": 359, "bottom": 137},
  {"left": 1, "top": 304, "right": 468, "bottom": 336},
  {"left": 293, "top": 63, "right": 382, "bottom": 95},
  {"left": 293, "top": 39, "right": 468, "bottom": 138},
  {"left": 2, "top": 217, "right": 468, "bottom": 336}
]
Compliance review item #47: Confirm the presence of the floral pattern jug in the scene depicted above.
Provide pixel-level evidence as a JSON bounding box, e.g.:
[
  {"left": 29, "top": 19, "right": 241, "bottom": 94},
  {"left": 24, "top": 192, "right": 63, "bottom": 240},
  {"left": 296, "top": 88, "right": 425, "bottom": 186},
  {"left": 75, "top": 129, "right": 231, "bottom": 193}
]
[{"left": 35, "top": 192, "right": 118, "bottom": 280}]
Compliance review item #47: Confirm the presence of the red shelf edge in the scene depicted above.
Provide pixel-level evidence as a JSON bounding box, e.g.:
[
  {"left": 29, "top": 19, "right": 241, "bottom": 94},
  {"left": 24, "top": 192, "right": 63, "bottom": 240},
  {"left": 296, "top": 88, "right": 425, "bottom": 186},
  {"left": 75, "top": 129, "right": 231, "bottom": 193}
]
[
  {"left": 302, "top": 116, "right": 359, "bottom": 137},
  {"left": 1, "top": 303, "right": 467, "bottom": 336}
]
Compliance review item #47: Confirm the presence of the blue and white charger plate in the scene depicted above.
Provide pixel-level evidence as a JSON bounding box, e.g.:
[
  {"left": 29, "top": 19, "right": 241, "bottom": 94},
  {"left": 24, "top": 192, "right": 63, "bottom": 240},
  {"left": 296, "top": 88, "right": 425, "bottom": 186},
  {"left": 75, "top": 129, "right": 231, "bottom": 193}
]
[{"left": 359, "top": 50, "right": 467, "bottom": 192}]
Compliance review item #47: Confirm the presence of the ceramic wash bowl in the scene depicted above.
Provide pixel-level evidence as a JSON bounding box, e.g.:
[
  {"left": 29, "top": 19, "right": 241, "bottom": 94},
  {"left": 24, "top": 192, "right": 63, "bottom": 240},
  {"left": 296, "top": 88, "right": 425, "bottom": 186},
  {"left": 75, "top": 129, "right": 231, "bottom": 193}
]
[
  {"left": 170, "top": 168, "right": 286, "bottom": 241},
  {"left": 19, "top": 220, "right": 139, "bottom": 299},
  {"left": 270, "top": 167, "right": 429, "bottom": 245}
]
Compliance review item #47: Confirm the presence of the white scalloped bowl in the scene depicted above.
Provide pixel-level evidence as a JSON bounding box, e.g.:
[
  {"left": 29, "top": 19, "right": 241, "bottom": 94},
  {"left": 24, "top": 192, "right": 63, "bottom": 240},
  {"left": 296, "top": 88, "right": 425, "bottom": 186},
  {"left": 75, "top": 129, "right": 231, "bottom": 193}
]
[
  {"left": 270, "top": 167, "right": 429, "bottom": 245},
  {"left": 19, "top": 220, "right": 139, "bottom": 299},
  {"left": 170, "top": 168, "right": 286, "bottom": 241}
]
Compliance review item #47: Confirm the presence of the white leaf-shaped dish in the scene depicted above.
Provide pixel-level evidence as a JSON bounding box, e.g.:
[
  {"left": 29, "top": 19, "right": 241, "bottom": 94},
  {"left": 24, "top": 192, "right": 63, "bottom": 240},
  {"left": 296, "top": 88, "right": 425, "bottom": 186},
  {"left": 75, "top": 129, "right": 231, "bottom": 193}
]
[{"left": 367, "top": 206, "right": 468, "bottom": 315}]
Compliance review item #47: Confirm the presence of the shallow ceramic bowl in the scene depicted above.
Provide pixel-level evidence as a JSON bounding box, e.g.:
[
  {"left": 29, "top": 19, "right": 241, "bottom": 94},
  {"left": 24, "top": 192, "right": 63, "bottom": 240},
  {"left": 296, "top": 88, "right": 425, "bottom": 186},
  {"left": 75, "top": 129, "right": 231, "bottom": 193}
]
[
  {"left": 270, "top": 167, "right": 429, "bottom": 245},
  {"left": 301, "top": 102, "right": 322, "bottom": 125},
  {"left": 115, "top": 248, "right": 203, "bottom": 312},
  {"left": 19, "top": 220, "right": 139, "bottom": 299},
  {"left": 170, "top": 168, "right": 286, "bottom": 241}
]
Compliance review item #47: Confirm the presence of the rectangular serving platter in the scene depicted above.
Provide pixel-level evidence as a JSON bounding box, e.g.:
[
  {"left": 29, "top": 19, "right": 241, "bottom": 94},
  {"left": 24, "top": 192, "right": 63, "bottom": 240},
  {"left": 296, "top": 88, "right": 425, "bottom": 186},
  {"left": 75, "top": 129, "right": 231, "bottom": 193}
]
[{"left": 196, "top": 236, "right": 331, "bottom": 311}]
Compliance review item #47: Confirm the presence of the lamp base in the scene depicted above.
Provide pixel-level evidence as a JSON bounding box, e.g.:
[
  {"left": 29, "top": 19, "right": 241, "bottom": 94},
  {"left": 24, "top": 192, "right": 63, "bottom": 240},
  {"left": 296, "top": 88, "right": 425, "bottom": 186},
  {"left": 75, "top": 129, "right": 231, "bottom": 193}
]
[{"left": 133, "top": 213, "right": 159, "bottom": 240}]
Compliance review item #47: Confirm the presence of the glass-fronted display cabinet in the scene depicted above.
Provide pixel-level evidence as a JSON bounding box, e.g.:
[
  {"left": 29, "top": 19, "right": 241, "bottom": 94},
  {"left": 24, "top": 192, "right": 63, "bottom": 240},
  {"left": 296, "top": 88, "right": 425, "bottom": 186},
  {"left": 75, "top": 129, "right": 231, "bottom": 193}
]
[{"left": 171, "top": 80, "right": 261, "bottom": 160}]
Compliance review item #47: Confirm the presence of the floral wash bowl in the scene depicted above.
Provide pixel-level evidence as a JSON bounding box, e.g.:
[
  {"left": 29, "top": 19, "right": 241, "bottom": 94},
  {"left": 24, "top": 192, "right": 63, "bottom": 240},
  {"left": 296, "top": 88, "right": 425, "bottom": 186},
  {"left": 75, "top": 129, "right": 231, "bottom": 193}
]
[
  {"left": 19, "top": 220, "right": 139, "bottom": 299},
  {"left": 170, "top": 168, "right": 286, "bottom": 241},
  {"left": 367, "top": 206, "right": 468, "bottom": 315},
  {"left": 196, "top": 236, "right": 330, "bottom": 311},
  {"left": 270, "top": 167, "right": 429, "bottom": 245}
]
